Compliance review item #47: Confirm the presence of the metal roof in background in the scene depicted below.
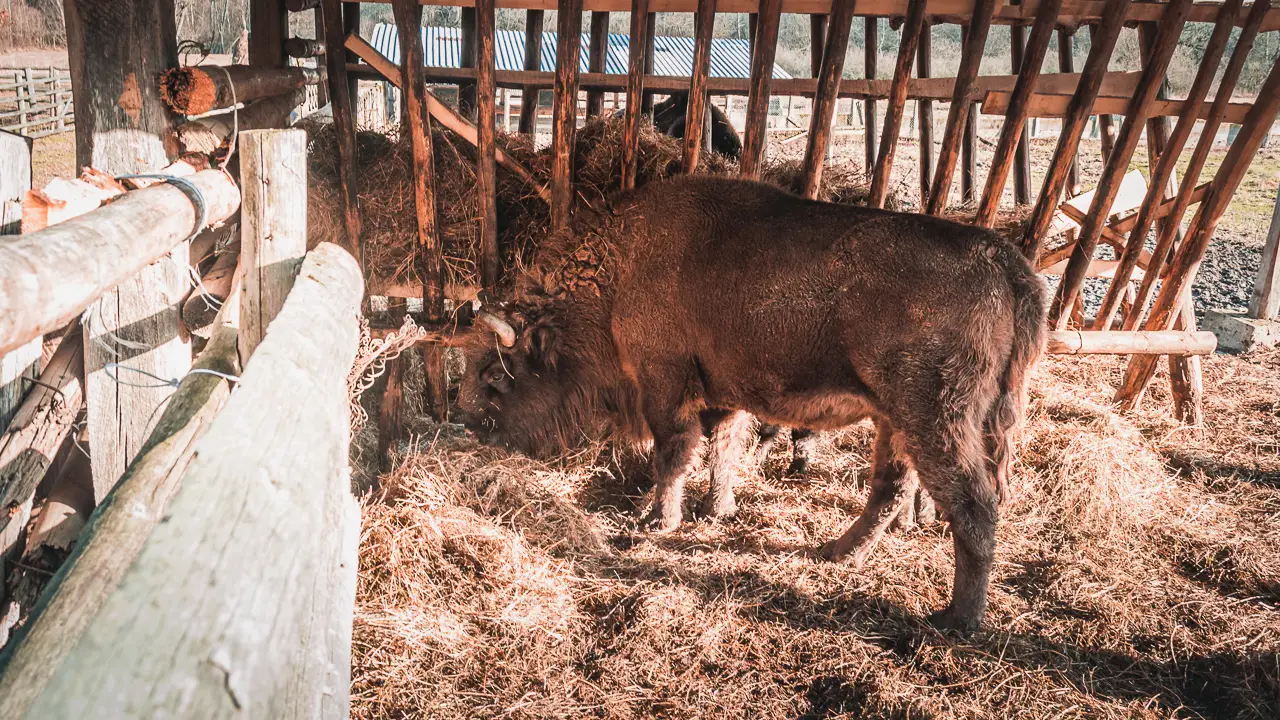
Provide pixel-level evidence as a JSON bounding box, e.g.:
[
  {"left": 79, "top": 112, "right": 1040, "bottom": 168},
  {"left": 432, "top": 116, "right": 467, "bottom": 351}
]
[{"left": 368, "top": 24, "right": 792, "bottom": 80}]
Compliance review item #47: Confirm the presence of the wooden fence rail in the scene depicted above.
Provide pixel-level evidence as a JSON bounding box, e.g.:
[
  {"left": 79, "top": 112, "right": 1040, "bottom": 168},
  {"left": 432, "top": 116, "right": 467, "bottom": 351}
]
[{"left": 0, "top": 68, "right": 74, "bottom": 138}]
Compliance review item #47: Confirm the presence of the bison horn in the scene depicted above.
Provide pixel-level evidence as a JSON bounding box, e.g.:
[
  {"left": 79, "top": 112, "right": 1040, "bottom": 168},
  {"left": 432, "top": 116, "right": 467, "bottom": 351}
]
[{"left": 476, "top": 311, "right": 516, "bottom": 348}]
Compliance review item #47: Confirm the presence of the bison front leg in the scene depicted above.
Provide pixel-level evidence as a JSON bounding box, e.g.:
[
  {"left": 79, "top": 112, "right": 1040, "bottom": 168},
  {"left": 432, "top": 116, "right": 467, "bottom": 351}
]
[
  {"left": 641, "top": 395, "right": 703, "bottom": 533},
  {"left": 700, "top": 410, "right": 753, "bottom": 519},
  {"left": 819, "top": 420, "right": 914, "bottom": 569}
]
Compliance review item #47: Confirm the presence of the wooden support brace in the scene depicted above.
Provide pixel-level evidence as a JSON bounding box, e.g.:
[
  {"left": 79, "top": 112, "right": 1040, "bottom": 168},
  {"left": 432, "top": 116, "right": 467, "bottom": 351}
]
[
  {"left": 550, "top": 0, "right": 584, "bottom": 230},
  {"left": 801, "top": 0, "right": 855, "bottom": 198},
  {"left": 916, "top": 21, "right": 934, "bottom": 205},
  {"left": 868, "top": 0, "right": 926, "bottom": 208},
  {"left": 460, "top": 7, "right": 479, "bottom": 119},
  {"left": 622, "top": 0, "right": 650, "bottom": 190},
  {"left": 740, "top": 0, "right": 782, "bottom": 179},
  {"left": 1056, "top": 27, "right": 1079, "bottom": 194},
  {"left": 683, "top": 0, "right": 717, "bottom": 173}
]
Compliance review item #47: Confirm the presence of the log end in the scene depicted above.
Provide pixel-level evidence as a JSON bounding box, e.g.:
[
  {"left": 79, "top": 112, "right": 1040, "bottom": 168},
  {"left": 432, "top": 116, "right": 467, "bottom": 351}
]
[{"left": 160, "top": 67, "right": 219, "bottom": 116}]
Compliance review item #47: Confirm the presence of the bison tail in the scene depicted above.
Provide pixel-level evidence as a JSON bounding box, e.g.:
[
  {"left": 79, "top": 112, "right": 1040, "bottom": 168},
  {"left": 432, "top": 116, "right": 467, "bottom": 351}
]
[{"left": 986, "top": 260, "right": 1048, "bottom": 505}]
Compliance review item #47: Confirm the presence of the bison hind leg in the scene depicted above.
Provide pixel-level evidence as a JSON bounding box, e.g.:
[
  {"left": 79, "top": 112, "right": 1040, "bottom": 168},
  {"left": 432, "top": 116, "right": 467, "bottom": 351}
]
[
  {"left": 785, "top": 428, "right": 818, "bottom": 476},
  {"left": 819, "top": 419, "right": 914, "bottom": 568}
]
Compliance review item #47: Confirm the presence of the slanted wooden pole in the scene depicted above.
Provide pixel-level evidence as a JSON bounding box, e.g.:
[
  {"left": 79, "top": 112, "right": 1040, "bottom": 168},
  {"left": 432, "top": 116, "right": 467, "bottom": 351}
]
[
  {"left": 1094, "top": 0, "right": 1243, "bottom": 331},
  {"left": 239, "top": 130, "right": 308, "bottom": 360},
  {"left": 477, "top": 0, "right": 499, "bottom": 290},
  {"left": 916, "top": 21, "right": 934, "bottom": 205},
  {"left": 1251, "top": 186, "right": 1280, "bottom": 320},
  {"left": 343, "top": 2, "right": 361, "bottom": 102},
  {"left": 622, "top": 0, "right": 650, "bottom": 190},
  {"left": 961, "top": 99, "right": 977, "bottom": 203},
  {"left": 1123, "top": 0, "right": 1272, "bottom": 331},
  {"left": 1056, "top": 27, "right": 1080, "bottom": 194},
  {"left": 551, "top": 0, "right": 584, "bottom": 230},
  {"left": 864, "top": 17, "right": 879, "bottom": 175},
  {"left": 801, "top": 0, "right": 855, "bottom": 198},
  {"left": 460, "top": 7, "right": 479, "bottom": 119},
  {"left": 1009, "top": 20, "right": 1032, "bottom": 206},
  {"left": 926, "top": 0, "right": 999, "bottom": 214},
  {"left": 868, "top": 0, "right": 927, "bottom": 208},
  {"left": 1049, "top": 0, "right": 1194, "bottom": 330},
  {"left": 683, "top": 0, "right": 718, "bottom": 173},
  {"left": 519, "top": 10, "right": 546, "bottom": 134},
  {"left": 1019, "top": 0, "right": 1128, "bottom": 261},
  {"left": 321, "top": 0, "right": 363, "bottom": 259},
  {"left": 587, "top": 11, "right": 611, "bottom": 117},
  {"left": 1116, "top": 58, "right": 1280, "bottom": 412},
  {"left": 740, "top": 0, "right": 783, "bottom": 179}
]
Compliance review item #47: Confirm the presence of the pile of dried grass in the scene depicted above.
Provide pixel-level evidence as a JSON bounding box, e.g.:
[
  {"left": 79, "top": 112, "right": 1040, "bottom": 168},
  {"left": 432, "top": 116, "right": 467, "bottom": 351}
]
[{"left": 350, "top": 350, "right": 1280, "bottom": 719}]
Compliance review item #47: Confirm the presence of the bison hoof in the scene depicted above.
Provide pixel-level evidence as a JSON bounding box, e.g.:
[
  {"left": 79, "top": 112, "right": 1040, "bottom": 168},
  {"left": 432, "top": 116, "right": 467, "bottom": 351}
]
[
  {"left": 641, "top": 508, "right": 683, "bottom": 534},
  {"left": 818, "top": 538, "right": 853, "bottom": 564},
  {"left": 697, "top": 495, "right": 738, "bottom": 520},
  {"left": 784, "top": 458, "right": 810, "bottom": 477},
  {"left": 925, "top": 608, "right": 981, "bottom": 635}
]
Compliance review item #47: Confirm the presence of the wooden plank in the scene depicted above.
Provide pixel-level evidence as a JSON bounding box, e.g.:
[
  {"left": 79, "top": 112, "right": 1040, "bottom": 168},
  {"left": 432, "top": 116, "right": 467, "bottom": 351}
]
[
  {"left": 982, "top": 91, "right": 1256, "bottom": 124},
  {"left": 1047, "top": 330, "right": 1216, "bottom": 355},
  {"left": 250, "top": 0, "right": 288, "bottom": 67},
  {"left": 321, "top": 0, "right": 364, "bottom": 260},
  {"left": 1251, "top": 186, "right": 1280, "bottom": 320},
  {"left": 864, "top": 17, "right": 878, "bottom": 174},
  {"left": 0, "top": 243, "right": 361, "bottom": 719},
  {"left": 1116, "top": 57, "right": 1280, "bottom": 412},
  {"left": 1018, "top": 0, "right": 1127, "bottom": 261},
  {"left": 917, "top": 21, "right": 934, "bottom": 204},
  {"left": 926, "top": 0, "right": 1000, "bottom": 214},
  {"left": 550, "top": 0, "right": 584, "bottom": 230},
  {"left": 477, "top": 0, "right": 500, "bottom": 290},
  {"left": 740, "top": 0, "right": 783, "bottom": 179},
  {"left": 518, "top": 10, "right": 546, "bottom": 134},
  {"left": 586, "top": 11, "right": 610, "bottom": 116},
  {"left": 868, "top": 0, "right": 927, "bottom": 208},
  {"left": 801, "top": 0, "right": 856, "bottom": 198},
  {"left": 683, "top": 0, "right": 717, "bottom": 173},
  {"left": 1050, "top": 0, "right": 1195, "bottom": 330},
  {"left": 622, "top": 0, "right": 650, "bottom": 190},
  {"left": 239, "top": 130, "right": 308, "bottom": 359},
  {"left": 1123, "top": 0, "right": 1272, "bottom": 332},
  {"left": 1094, "top": 0, "right": 1243, "bottom": 331},
  {"left": 1010, "top": 17, "right": 1032, "bottom": 206}
]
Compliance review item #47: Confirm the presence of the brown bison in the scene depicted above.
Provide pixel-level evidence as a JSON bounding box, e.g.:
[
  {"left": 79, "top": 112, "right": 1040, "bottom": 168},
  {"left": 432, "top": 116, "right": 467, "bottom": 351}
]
[
  {"left": 461, "top": 175, "right": 1046, "bottom": 631},
  {"left": 616, "top": 92, "right": 743, "bottom": 161}
]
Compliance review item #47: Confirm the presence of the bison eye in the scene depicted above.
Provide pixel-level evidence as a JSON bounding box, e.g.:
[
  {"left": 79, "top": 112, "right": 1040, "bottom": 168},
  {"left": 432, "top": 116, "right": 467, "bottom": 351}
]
[{"left": 482, "top": 364, "right": 513, "bottom": 394}]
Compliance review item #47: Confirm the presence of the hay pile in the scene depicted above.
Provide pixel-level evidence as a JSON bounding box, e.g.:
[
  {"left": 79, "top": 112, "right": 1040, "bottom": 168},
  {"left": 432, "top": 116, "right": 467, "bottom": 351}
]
[{"left": 350, "top": 349, "right": 1280, "bottom": 719}]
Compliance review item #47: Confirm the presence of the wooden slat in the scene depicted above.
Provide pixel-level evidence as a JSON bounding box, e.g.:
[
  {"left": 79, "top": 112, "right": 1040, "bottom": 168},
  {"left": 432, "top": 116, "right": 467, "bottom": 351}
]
[
  {"left": 1122, "top": 0, "right": 1273, "bottom": 332},
  {"left": 1010, "top": 17, "right": 1032, "bottom": 206},
  {"left": 551, "top": 0, "right": 584, "bottom": 229},
  {"left": 1093, "top": 0, "right": 1244, "bottom": 331},
  {"left": 622, "top": 0, "right": 650, "bottom": 190},
  {"left": 740, "top": 0, "right": 783, "bottom": 179},
  {"left": 1116, "top": 57, "right": 1280, "bottom": 411},
  {"left": 1050, "top": 0, "right": 1195, "bottom": 330},
  {"left": 586, "top": 11, "right": 610, "bottom": 116},
  {"left": 917, "top": 21, "right": 934, "bottom": 204},
  {"left": 864, "top": 17, "right": 879, "bottom": 174},
  {"left": 961, "top": 99, "right": 977, "bottom": 202},
  {"left": 683, "top": 0, "right": 717, "bottom": 173},
  {"left": 518, "top": 10, "right": 545, "bottom": 134},
  {"left": 801, "top": 0, "right": 856, "bottom": 198},
  {"left": 810, "top": 13, "right": 828, "bottom": 79},
  {"left": 1018, "top": 0, "right": 1127, "bottom": 261},
  {"left": 1047, "top": 330, "right": 1216, "bottom": 355},
  {"left": 926, "top": 0, "right": 999, "bottom": 214},
  {"left": 477, "top": 0, "right": 499, "bottom": 290},
  {"left": 981, "top": 91, "right": 1255, "bottom": 124},
  {"left": 868, "top": 0, "right": 927, "bottom": 208},
  {"left": 322, "top": 0, "right": 363, "bottom": 260}
]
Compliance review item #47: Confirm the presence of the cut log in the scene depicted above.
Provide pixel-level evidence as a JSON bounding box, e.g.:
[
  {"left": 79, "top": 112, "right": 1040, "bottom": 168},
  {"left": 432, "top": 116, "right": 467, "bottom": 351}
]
[
  {"left": 159, "top": 65, "right": 323, "bottom": 115},
  {"left": 20, "top": 425, "right": 93, "bottom": 559},
  {"left": 1047, "top": 330, "right": 1217, "bottom": 356},
  {"left": 285, "top": 37, "right": 325, "bottom": 59},
  {"left": 0, "top": 169, "right": 241, "bottom": 358}
]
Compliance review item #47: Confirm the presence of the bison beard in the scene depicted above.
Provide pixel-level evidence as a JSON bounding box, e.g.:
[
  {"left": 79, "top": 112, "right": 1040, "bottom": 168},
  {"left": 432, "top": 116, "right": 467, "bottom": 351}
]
[{"left": 460, "top": 176, "right": 1047, "bottom": 632}]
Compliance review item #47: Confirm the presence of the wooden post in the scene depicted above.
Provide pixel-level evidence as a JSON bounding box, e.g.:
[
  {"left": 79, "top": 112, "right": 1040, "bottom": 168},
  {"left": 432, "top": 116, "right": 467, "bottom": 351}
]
[
  {"left": 519, "top": 10, "right": 546, "bottom": 134},
  {"left": 460, "top": 7, "right": 478, "bottom": 119},
  {"left": 321, "top": 0, "right": 363, "bottom": 260},
  {"left": 587, "top": 11, "right": 610, "bottom": 117},
  {"left": 961, "top": 100, "right": 977, "bottom": 203},
  {"left": 1019, "top": 0, "right": 1129, "bottom": 261},
  {"left": 477, "top": 0, "right": 499, "bottom": 290},
  {"left": 683, "top": 0, "right": 717, "bottom": 173},
  {"left": 1094, "top": 0, "right": 1243, "bottom": 331},
  {"left": 925, "top": 0, "right": 998, "bottom": 214},
  {"left": 916, "top": 21, "right": 933, "bottom": 205},
  {"left": 1049, "top": 0, "right": 1194, "bottom": 330},
  {"left": 0, "top": 131, "right": 37, "bottom": 435},
  {"left": 239, "top": 130, "right": 308, "bottom": 360},
  {"left": 343, "top": 2, "right": 361, "bottom": 104},
  {"left": 1057, "top": 27, "right": 1080, "bottom": 194},
  {"left": 63, "top": 0, "right": 188, "bottom": 501},
  {"left": 801, "top": 0, "right": 855, "bottom": 199},
  {"left": 1116, "top": 58, "right": 1280, "bottom": 412},
  {"left": 250, "top": 0, "right": 287, "bottom": 67},
  {"left": 740, "top": 0, "right": 782, "bottom": 179},
  {"left": 1123, "top": 0, "right": 1271, "bottom": 332},
  {"left": 0, "top": 244, "right": 362, "bottom": 719},
  {"left": 864, "top": 17, "right": 879, "bottom": 175},
  {"left": 642, "top": 12, "right": 657, "bottom": 117},
  {"left": 868, "top": 0, "right": 927, "bottom": 208},
  {"left": 1010, "top": 20, "right": 1032, "bottom": 206},
  {"left": 810, "top": 14, "right": 828, "bottom": 79},
  {"left": 1251, "top": 186, "right": 1280, "bottom": 320},
  {"left": 622, "top": 0, "right": 650, "bottom": 190},
  {"left": 551, "top": 0, "right": 584, "bottom": 231}
]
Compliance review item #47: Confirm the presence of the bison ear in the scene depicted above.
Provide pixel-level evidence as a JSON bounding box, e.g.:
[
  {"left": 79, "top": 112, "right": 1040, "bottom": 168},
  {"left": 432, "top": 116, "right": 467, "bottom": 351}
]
[{"left": 531, "top": 323, "right": 561, "bottom": 370}]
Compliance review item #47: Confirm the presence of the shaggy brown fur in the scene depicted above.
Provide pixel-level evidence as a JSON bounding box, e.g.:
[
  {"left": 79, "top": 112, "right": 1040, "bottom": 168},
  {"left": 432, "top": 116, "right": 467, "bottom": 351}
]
[{"left": 459, "top": 175, "right": 1047, "bottom": 631}]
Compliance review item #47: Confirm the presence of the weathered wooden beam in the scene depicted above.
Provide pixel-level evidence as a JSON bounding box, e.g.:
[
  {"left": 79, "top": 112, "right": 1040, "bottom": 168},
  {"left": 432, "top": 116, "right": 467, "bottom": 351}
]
[
  {"left": 1094, "top": 0, "right": 1243, "bottom": 331},
  {"left": 740, "top": 0, "right": 782, "bottom": 179},
  {"left": 1123, "top": 0, "right": 1271, "bottom": 332},
  {"left": 864, "top": 17, "right": 878, "bottom": 175},
  {"left": 683, "top": 0, "right": 717, "bottom": 173},
  {"left": 1009, "top": 19, "right": 1031, "bottom": 206},
  {"left": 0, "top": 130, "right": 36, "bottom": 437},
  {"left": 477, "top": 0, "right": 499, "bottom": 290},
  {"left": 917, "top": 21, "right": 934, "bottom": 204},
  {"left": 1116, "top": 57, "right": 1280, "bottom": 411},
  {"left": 1050, "top": 0, "right": 1194, "bottom": 330},
  {"left": 321, "top": 0, "right": 363, "bottom": 260},
  {"left": 551, "top": 0, "right": 584, "bottom": 230},
  {"left": 1251, "top": 186, "right": 1280, "bottom": 321},
  {"left": 801, "top": 0, "right": 855, "bottom": 198},
  {"left": 982, "top": 90, "right": 1255, "bottom": 124},
  {"left": 925, "top": 0, "right": 999, "bottom": 214},
  {"left": 1047, "top": 330, "right": 1216, "bottom": 356},
  {"left": 622, "top": 0, "right": 650, "bottom": 190},
  {"left": 586, "top": 11, "right": 610, "bottom": 116},
  {"left": 0, "top": 243, "right": 361, "bottom": 718},
  {"left": 518, "top": 10, "right": 546, "bottom": 134},
  {"left": 159, "top": 65, "right": 321, "bottom": 115},
  {"left": 1019, "top": 0, "right": 1127, "bottom": 261},
  {"left": 868, "top": 0, "right": 927, "bottom": 208},
  {"left": 460, "top": 7, "right": 478, "bottom": 118}
]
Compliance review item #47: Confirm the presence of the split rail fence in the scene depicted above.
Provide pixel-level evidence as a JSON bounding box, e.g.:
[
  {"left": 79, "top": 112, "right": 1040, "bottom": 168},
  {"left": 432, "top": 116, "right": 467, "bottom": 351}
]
[{"left": 0, "top": 69, "right": 73, "bottom": 138}]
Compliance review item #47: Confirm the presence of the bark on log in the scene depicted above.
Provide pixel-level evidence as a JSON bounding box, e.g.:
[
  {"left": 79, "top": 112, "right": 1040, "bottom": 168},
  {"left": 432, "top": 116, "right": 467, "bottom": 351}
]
[
  {"left": 476, "top": 0, "right": 500, "bottom": 290},
  {"left": 0, "top": 244, "right": 361, "bottom": 718},
  {"left": 863, "top": 17, "right": 879, "bottom": 175},
  {"left": 682, "top": 0, "right": 717, "bottom": 173},
  {"left": 1046, "top": 330, "right": 1217, "bottom": 356},
  {"left": 550, "top": 0, "right": 583, "bottom": 230},
  {"left": 159, "top": 65, "right": 322, "bottom": 116},
  {"left": 801, "top": 0, "right": 855, "bottom": 198}
]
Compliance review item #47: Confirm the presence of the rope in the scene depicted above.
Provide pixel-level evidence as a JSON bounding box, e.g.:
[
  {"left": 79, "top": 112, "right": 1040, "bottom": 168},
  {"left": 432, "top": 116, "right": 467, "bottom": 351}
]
[
  {"left": 104, "top": 362, "right": 241, "bottom": 389},
  {"left": 214, "top": 65, "right": 239, "bottom": 171}
]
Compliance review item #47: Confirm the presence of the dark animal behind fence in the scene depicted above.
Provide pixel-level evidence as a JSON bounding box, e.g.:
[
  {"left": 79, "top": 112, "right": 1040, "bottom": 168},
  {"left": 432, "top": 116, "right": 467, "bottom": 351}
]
[
  {"left": 460, "top": 175, "right": 1047, "bottom": 632},
  {"left": 616, "top": 93, "right": 743, "bottom": 161}
]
